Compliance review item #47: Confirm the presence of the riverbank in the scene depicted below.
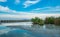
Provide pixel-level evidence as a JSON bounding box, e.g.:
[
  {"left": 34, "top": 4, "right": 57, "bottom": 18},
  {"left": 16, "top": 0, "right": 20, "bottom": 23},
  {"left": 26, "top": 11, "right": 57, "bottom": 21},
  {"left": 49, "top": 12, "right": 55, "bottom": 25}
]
[{"left": 31, "top": 17, "right": 60, "bottom": 26}]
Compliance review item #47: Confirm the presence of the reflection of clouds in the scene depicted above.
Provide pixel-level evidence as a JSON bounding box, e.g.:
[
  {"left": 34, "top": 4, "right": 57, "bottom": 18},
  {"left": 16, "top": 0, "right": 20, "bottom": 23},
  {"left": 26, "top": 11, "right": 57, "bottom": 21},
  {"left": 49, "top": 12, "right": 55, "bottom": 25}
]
[
  {"left": 0, "top": 28, "right": 16, "bottom": 35},
  {"left": 0, "top": 28, "right": 10, "bottom": 34},
  {"left": 5, "top": 29, "right": 34, "bottom": 37},
  {"left": 23, "top": 32, "right": 34, "bottom": 37},
  {"left": 1, "top": 22, "right": 33, "bottom": 27},
  {"left": 0, "top": 25, "right": 60, "bottom": 37}
]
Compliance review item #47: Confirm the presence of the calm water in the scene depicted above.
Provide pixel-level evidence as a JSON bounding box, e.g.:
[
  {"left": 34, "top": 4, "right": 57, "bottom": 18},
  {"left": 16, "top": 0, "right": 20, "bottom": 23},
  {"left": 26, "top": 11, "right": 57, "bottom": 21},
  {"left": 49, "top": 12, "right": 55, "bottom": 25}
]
[{"left": 0, "top": 22, "right": 60, "bottom": 37}]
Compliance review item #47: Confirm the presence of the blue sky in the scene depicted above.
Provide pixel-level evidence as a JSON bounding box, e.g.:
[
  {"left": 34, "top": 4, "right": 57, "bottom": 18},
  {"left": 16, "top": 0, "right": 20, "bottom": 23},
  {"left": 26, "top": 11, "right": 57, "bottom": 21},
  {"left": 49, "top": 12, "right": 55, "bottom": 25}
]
[{"left": 0, "top": 0, "right": 60, "bottom": 20}]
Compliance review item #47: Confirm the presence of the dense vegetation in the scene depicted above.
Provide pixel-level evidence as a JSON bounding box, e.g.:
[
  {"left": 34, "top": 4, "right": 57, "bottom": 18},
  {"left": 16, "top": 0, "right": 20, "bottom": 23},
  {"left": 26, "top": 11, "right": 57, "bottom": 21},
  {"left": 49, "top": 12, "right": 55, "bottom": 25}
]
[
  {"left": 54, "top": 17, "right": 60, "bottom": 25},
  {"left": 31, "top": 17, "right": 44, "bottom": 25},
  {"left": 44, "top": 17, "right": 55, "bottom": 24},
  {"left": 31, "top": 17, "right": 60, "bottom": 26}
]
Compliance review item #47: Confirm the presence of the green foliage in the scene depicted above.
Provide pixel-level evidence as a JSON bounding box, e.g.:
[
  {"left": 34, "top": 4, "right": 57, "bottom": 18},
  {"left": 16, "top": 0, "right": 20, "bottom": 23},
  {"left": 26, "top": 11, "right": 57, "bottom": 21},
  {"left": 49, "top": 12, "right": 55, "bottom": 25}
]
[
  {"left": 54, "top": 17, "right": 60, "bottom": 25},
  {"left": 31, "top": 17, "right": 44, "bottom": 25},
  {"left": 44, "top": 17, "right": 55, "bottom": 24},
  {"left": 31, "top": 17, "right": 60, "bottom": 26}
]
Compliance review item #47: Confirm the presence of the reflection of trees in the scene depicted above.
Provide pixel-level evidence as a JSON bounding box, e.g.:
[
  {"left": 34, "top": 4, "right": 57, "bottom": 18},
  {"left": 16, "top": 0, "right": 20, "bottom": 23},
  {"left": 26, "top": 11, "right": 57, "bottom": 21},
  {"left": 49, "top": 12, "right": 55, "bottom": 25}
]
[{"left": 31, "top": 17, "right": 60, "bottom": 26}]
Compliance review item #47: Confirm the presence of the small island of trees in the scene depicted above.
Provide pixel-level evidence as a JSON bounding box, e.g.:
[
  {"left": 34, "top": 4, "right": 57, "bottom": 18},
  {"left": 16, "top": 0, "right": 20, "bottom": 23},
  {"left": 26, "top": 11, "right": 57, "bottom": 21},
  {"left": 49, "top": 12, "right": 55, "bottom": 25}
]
[{"left": 31, "top": 17, "right": 60, "bottom": 26}]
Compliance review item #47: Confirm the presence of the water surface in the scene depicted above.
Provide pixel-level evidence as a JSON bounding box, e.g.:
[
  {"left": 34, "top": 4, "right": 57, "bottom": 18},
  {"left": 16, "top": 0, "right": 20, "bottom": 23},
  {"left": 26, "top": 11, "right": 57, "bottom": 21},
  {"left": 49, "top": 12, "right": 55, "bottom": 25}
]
[{"left": 0, "top": 22, "right": 60, "bottom": 37}]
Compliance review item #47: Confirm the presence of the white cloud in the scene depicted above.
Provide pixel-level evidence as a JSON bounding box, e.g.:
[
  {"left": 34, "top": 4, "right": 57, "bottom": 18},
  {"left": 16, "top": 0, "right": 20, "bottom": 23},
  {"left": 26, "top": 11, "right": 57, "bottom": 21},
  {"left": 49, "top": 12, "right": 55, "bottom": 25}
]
[
  {"left": 15, "top": 0, "right": 20, "bottom": 4},
  {"left": 32, "top": 7, "right": 51, "bottom": 11},
  {"left": 23, "top": 0, "right": 40, "bottom": 8},
  {"left": 44, "top": 6, "right": 60, "bottom": 11},
  {"left": 56, "top": 6, "right": 60, "bottom": 8},
  {"left": 0, "top": 5, "right": 34, "bottom": 14},
  {"left": 0, "top": 0, "right": 7, "bottom": 2},
  {"left": 0, "top": 5, "right": 17, "bottom": 13},
  {"left": 31, "top": 6, "right": 60, "bottom": 13},
  {"left": 0, "top": 6, "right": 10, "bottom": 12},
  {"left": 0, "top": 5, "right": 60, "bottom": 20},
  {"left": 0, "top": 13, "right": 60, "bottom": 20}
]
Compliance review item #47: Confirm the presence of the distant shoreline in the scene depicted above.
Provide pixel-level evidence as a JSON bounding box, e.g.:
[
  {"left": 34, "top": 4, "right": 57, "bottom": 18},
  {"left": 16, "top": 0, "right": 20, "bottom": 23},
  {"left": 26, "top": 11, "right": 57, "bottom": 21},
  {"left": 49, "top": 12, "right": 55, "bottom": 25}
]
[{"left": 0, "top": 20, "right": 31, "bottom": 23}]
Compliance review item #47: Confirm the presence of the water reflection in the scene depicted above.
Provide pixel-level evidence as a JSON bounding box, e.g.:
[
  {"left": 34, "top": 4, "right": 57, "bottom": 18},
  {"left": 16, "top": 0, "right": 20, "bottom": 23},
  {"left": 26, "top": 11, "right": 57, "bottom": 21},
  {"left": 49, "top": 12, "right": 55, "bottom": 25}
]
[{"left": 0, "top": 22, "right": 60, "bottom": 37}]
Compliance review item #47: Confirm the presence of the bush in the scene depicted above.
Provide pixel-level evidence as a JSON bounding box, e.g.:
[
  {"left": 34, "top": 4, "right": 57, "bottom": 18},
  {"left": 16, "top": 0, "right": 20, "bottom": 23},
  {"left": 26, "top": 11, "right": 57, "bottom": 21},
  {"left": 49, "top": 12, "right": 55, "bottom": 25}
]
[
  {"left": 44, "top": 17, "right": 55, "bottom": 24},
  {"left": 31, "top": 17, "right": 44, "bottom": 25},
  {"left": 31, "top": 17, "right": 60, "bottom": 26},
  {"left": 54, "top": 17, "right": 60, "bottom": 25}
]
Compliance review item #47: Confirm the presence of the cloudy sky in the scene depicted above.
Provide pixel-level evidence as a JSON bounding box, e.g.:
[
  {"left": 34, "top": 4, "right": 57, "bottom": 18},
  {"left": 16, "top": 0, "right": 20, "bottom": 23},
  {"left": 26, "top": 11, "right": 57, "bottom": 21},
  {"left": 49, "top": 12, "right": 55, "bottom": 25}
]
[{"left": 0, "top": 0, "right": 60, "bottom": 20}]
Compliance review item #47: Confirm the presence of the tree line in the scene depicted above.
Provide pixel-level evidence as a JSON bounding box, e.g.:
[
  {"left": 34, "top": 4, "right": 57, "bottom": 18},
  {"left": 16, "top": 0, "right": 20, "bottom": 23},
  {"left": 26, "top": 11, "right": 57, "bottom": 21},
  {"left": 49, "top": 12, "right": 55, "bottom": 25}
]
[
  {"left": 31, "top": 17, "right": 60, "bottom": 26},
  {"left": 0, "top": 20, "right": 31, "bottom": 23}
]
